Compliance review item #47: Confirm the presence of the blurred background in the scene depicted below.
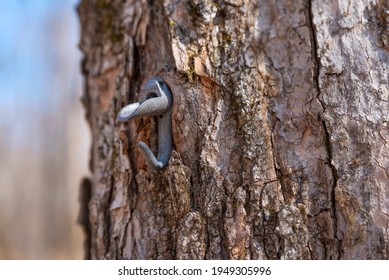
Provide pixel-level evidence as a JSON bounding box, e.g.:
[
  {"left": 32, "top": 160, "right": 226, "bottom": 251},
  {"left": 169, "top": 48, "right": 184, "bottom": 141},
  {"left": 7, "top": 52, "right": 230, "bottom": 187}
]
[{"left": 0, "top": 0, "right": 90, "bottom": 259}]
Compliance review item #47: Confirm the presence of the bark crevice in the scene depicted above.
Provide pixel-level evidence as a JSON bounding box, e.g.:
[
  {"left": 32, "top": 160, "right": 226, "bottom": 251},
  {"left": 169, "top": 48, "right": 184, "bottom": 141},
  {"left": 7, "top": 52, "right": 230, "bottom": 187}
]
[{"left": 307, "top": 0, "right": 340, "bottom": 259}]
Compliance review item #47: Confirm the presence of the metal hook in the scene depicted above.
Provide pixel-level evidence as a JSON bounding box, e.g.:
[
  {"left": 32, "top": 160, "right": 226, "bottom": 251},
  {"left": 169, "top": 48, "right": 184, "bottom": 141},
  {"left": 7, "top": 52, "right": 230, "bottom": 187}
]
[{"left": 116, "top": 77, "right": 173, "bottom": 170}]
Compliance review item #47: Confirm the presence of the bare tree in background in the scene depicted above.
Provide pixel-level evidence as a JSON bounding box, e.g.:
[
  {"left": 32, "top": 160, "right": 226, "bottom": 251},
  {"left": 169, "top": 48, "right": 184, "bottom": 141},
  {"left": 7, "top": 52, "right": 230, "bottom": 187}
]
[
  {"left": 78, "top": 0, "right": 389, "bottom": 259},
  {"left": 0, "top": 6, "right": 85, "bottom": 259}
]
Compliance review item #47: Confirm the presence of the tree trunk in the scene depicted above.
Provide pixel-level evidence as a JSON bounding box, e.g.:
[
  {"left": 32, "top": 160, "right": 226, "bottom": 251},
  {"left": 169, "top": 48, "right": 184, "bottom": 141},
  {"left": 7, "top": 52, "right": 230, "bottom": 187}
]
[{"left": 78, "top": 0, "right": 389, "bottom": 259}]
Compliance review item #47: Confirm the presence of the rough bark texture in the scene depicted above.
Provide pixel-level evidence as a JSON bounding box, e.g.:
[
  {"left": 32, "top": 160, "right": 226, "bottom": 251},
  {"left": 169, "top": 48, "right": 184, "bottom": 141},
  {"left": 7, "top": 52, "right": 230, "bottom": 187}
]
[{"left": 78, "top": 0, "right": 389, "bottom": 259}]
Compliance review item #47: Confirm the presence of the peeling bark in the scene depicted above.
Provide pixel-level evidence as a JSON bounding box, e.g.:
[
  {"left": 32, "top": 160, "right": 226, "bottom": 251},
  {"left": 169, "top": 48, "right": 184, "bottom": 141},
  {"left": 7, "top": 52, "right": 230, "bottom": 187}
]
[{"left": 78, "top": 0, "right": 389, "bottom": 259}]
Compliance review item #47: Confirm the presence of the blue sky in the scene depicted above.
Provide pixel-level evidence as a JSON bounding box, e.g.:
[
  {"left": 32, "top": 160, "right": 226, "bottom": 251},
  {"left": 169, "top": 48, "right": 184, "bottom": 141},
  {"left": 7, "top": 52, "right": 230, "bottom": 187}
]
[
  {"left": 0, "top": 0, "right": 80, "bottom": 110},
  {"left": 0, "top": 0, "right": 82, "bottom": 149}
]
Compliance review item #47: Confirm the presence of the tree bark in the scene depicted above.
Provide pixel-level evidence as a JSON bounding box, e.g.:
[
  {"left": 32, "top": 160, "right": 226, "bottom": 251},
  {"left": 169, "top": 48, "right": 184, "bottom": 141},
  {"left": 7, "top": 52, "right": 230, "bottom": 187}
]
[{"left": 78, "top": 0, "right": 389, "bottom": 259}]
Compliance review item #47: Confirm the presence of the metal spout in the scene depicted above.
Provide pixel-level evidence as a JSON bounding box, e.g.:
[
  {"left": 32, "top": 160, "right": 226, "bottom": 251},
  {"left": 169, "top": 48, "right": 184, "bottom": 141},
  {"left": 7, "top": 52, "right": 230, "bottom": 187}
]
[{"left": 116, "top": 77, "right": 173, "bottom": 170}]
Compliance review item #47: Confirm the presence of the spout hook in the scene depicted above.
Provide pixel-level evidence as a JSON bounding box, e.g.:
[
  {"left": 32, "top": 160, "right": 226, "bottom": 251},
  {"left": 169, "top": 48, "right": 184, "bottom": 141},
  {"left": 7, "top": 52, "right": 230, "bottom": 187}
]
[{"left": 116, "top": 77, "right": 173, "bottom": 170}]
